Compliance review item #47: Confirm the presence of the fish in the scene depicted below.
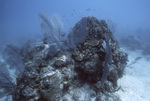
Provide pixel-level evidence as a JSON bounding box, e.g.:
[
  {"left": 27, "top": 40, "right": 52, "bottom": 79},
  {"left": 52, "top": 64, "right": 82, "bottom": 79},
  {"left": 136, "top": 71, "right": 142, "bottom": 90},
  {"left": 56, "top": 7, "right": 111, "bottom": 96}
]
[{"left": 127, "top": 56, "right": 142, "bottom": 67}]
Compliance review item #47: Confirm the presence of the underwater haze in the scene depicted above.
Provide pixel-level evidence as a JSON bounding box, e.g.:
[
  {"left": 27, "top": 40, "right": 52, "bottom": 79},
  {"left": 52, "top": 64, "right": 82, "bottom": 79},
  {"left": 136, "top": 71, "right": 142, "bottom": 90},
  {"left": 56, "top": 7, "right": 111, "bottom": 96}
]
[
  {"left": 1, "top": 0, "right": 150, "bottom": 44},
  {"left": 0, "top": 0, "right": 150, "bottom": 101}
]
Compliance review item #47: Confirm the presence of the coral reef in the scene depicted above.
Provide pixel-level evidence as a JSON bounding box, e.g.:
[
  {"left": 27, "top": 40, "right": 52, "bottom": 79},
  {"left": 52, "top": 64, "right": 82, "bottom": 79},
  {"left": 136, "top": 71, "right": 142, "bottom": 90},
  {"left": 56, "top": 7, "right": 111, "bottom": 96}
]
[{"left": 1, "top": 16, "right": 128, "bottom": 101}]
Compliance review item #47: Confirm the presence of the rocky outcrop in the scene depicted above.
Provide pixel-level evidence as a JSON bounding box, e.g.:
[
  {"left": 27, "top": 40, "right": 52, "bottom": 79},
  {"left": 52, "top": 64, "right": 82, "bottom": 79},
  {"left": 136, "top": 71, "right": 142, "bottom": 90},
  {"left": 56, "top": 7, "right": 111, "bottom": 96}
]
[{"left": 13, "top": 16, "right": 128, "bottom": 101}]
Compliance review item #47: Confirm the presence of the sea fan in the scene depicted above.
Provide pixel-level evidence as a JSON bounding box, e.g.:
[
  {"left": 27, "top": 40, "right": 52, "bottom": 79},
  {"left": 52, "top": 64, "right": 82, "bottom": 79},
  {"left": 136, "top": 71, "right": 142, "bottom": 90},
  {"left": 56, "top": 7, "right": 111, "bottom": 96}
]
[
  {"left": 67, "top": 17, "right": 88, "bottom": 49},
  {"left": 2, "top": 44, "right": 24, "bottom": 75},
  {"left": 38, "top": 11, "right": 66, "bottom": 50},
  {"left": 0, "top": 61, "right": 15, "bottom": 99}
]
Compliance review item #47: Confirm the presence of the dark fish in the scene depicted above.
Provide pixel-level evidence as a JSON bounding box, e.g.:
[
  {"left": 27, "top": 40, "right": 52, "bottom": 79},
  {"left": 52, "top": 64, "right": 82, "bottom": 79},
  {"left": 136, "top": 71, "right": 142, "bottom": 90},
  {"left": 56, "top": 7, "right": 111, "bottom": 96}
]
[
  {"left": 135, "top": 57, "right": 142, "bottom": 61},
  {"left": 127, "top": 56, "right": 142, "bottom": 67}
]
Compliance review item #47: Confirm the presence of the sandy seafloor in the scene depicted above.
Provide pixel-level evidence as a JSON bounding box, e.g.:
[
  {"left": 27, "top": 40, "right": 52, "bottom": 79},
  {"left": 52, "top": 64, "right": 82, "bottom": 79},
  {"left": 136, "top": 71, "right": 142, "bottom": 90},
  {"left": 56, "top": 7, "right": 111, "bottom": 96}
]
[
  {"left": 0, "top": 49, "right": 150, "bottom": 101},
  {"left": 115, "top": 49, "right": 150, "bottom": 101}
]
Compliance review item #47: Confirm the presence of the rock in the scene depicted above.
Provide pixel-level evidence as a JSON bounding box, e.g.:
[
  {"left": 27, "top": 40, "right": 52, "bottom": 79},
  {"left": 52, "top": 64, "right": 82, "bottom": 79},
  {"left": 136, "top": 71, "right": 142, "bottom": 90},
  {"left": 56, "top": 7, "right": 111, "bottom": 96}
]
[
  {"left": 84, "top": 39, "right": 100, "bottom": 47},
  {"left": 61, "top": 94, "right": 72, "bottom": 101},
  {"left": 12, "top": 16, "right": 128, "bottom": 101},
  {"left": 71, "top": 85, "right": 93, "bottom": 101},
  {"left": 40, "top": 70, "right": 63, "bottom": 101},
  {"left": 54, "top": 55, "right": 68, "bottom": 67},
  {"left": 108, "top": 67, "right": 118, "bottom": 86},
  {"left": 40, "top": 66, "right": 56, "bottom": 79},
  {"left": 22, "top": 86, "right": 41, "bottom": 101},
  {"left": 96, "top": 92, "right": 121, "bottom": 101},
  {"left": 72, "top": 16, "right": 128, "bottom": 85}
]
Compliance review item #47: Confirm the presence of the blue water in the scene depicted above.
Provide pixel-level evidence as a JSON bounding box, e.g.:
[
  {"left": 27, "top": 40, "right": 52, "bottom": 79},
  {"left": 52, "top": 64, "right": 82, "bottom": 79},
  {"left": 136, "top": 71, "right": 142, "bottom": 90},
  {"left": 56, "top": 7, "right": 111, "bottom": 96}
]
[{"left": 0, "top": 0, "right": 150, "bottom": 45}]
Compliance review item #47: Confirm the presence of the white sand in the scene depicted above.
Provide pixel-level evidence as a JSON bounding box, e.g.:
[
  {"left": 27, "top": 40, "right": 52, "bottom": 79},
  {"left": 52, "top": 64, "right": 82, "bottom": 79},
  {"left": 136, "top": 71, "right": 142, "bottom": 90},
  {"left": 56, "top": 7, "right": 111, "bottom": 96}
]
[{"left": 116, "top": 50, "right": 150, "bottom": 101}]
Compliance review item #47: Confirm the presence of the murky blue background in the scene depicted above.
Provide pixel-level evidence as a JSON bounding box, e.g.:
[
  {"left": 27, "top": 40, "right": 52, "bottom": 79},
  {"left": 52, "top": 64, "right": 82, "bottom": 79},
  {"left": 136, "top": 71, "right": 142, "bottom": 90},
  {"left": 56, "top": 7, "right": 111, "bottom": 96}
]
[{"left": 0, "top": 0, "right": 150, "bottom": 44}]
